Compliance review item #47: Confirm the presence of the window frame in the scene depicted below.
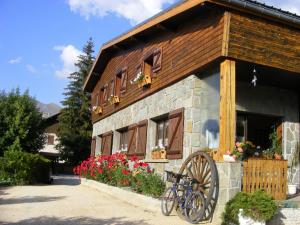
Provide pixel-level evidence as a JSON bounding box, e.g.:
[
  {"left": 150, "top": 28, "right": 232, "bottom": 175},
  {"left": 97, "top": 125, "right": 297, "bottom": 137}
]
[{"left": 155, "top": 118, "right": 169, "bottom": 148}]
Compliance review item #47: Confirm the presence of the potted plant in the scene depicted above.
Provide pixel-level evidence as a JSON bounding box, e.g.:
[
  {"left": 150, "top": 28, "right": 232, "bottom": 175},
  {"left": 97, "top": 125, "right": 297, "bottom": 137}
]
[
  {"left": 222, "top": 190, "right": 277, "bottom": 225},
  {"left": 288, "top": 142, "right": 299, "bottom": 195},
  {"left": 269, "top": 127, "right": 282, "bottom": 160},
  {"left": 151, "top": 145, "right": 166, "bottom": 159},
  {"left": 223, "top": 141, "right": 255, "bottom": 162}
]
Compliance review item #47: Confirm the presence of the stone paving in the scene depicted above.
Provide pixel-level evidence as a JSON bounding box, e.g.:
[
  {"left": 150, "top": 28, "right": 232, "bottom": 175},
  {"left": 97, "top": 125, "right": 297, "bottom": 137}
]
[{"left": 0, "top": 175, "right": 192, "bottom": 225}]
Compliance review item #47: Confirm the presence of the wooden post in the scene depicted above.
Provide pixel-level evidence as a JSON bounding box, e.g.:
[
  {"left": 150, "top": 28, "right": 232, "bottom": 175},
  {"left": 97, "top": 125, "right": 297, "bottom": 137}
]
[{"left": 219, "top": 59, "right": 236, "bottom": 158}]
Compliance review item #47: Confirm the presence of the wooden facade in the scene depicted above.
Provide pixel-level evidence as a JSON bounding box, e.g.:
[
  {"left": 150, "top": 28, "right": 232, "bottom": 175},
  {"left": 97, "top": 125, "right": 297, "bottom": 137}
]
[
  {"left": 227, "top": 12, "right": 300, "bottom": 74},
  {"left": 91, "top": 9, "right": 224, "bottom": 122}
]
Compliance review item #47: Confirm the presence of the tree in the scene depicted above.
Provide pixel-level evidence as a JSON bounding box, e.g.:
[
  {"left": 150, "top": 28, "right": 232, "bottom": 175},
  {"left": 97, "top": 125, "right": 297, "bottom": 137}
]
[
  {"left": 57, "top": 38, "right": 94, "bottom": 166},
  {"left": 0, "top": 88, "right": 45, "bottom": 156}
]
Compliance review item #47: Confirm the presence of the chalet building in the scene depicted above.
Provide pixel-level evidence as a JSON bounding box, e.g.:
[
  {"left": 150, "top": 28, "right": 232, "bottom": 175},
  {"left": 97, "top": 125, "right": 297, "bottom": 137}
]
[
  {"left": 84, "top": 0, "right": 300, "bottom": 216},
  {"left": 40, "top": 112, "right": 60, "bottom": 159}
]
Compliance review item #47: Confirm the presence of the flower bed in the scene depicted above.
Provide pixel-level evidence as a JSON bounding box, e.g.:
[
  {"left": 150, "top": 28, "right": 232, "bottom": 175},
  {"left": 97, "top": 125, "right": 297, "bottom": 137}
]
[{"left": 73, "top": 153, "right": 165, "bottom": 198}]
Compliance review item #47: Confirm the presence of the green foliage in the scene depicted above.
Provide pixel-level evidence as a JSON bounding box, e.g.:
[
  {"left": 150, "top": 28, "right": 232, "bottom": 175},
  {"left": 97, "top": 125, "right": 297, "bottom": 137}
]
[
  {"left": 0, "top": 89, "right": 45, "bottom": 156},
  {"left": 269, "top": 126, "right": 282, "bottom": 155},
  {"left": 57, "top": 38, "right": 95, "bottom": 166},
  {"left": 222, "top": 190, "right": 277, "bottom": 225},
  {"left": 131, "top": 173, "right": 165, "bottom": 198},
  {"left": 0, "top": 150, "right": 51, "bottom": 185}
]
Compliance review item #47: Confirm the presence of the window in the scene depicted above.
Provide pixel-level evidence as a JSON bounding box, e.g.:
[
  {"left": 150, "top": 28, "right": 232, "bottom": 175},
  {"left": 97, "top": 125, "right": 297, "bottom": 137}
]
[
  {"left": 119, "top": 128, "right": 129, "bottom": 151},
  {"left": 47, "top": 134, "right": 55, "bottom": 145},
  {"left": 143, "top": 47, "right": 162, "bottom": 78},
  {"left": 115, "top": 68, "right": 127, "bottom": 97},
  {"left": 100, "top": 84, "right": 108, "bottom": 105},
  {"left": 152, "top": 108, "right": 184, "bottom": 159},
  {"left": 156, "top": 119, "right": 169, "bottom": 147}
]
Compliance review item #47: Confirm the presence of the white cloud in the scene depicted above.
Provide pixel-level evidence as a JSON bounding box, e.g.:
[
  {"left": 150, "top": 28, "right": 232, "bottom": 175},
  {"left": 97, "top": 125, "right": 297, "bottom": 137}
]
[
  {"left": 26, "top": 64, "right": 37, "bottom": 74},
  {"left": 67, "top": 0, "right": 177, "bottom": 25},
  {"left": 258, "top": 0, "right": 300, "bottom": 15},
  {"left": 54, "top": 45, "right": 82, "bottom": 79},
  {"left": 8, "top": 57, "right": 22, "bottom": 64}
]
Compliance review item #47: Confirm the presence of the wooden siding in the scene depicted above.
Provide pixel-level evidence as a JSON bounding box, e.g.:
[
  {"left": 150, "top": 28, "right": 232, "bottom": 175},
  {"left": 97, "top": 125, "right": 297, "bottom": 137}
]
[
  {"left": 227, "top": 12, "right": 300, "bottom": 74},
  {"left": 92, "top": 10, "right": 224, "bottom": 122}
]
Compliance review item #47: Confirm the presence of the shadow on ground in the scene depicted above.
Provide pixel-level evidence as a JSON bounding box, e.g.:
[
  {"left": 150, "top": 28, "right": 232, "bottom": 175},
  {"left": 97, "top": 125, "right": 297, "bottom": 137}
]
[
  {"left": 0, "top": 216, "right": 150, "bottom": 225},
  {"left": 52, "top": 175, "right": 81, "bottom": 186},
  {"left": 0, "top": 195, "right": 65, "bottom": 205}
]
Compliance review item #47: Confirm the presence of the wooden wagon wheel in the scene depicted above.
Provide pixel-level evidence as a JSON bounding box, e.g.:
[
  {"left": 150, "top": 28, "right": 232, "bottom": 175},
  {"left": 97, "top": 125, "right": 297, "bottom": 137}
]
[{"left": 176, "top": 151, "right": 218, "bottom": 221}]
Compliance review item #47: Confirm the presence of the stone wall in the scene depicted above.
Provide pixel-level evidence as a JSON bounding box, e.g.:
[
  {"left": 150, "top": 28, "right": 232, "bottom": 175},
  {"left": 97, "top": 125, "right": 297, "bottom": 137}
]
[
  {"left": 213, "top": 162, "right": 242, "bottom": 224},
  {"left": 93, "top": 71, "right": 220, "bottom": 173}
]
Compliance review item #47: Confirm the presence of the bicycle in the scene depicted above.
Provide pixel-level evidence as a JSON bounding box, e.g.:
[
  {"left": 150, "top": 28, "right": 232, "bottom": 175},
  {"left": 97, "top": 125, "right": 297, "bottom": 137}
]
[{"left": 161, "top": 171, "right": 206, "bottom": 224}]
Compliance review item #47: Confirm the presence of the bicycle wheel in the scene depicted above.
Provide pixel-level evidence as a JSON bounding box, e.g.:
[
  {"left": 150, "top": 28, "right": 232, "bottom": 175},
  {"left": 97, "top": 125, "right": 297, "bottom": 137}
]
[
  {"left": 184, "top": 191, "right": 206, "bottom": 224},
  {"left": 161, "top": 187, "right": 176, "bottom": 216}
]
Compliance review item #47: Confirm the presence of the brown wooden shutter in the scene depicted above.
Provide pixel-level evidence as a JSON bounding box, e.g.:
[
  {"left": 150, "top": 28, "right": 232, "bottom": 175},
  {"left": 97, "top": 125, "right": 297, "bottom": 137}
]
[
  {"left": 109, "top": 79, "right": 115, "bottom": 97},
  {"left": 152, "top": 47, "right": 162, "bottom": 73},
  {"left": 101, "top": 131, "right": 113, "bottom": 156},
  {"left": 91, "top": 137, "right": 96, "bottom": 157},
  {"left": 103, "top": 84, "right": 108, "bottom": 103},
  {"left": 127, "top": 124, "right": 137, "bottom": 155},
  {"left": 136, "top": 120, "right": 148, "bottom": 159},
  {"left": 120, "top": 68, "right": 127, "bottom": 95},
  {"left": 167, "top": 108, "right": 184, "bottom": 159}
]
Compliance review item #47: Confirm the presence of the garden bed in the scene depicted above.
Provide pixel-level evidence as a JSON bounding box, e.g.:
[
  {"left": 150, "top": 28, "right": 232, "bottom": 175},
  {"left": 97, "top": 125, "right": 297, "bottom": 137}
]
[{"left": 80, "top": 178, "right": 161, "bottom": 212}]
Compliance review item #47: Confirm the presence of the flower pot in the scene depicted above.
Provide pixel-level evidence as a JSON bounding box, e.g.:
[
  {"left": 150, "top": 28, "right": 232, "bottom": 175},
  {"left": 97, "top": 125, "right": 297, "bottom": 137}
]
[
  {"left": 238, "top": 209, "right": 265, "bottom": 225},
  {"left": 274, "top": 153, "right": 282, "bottom": 160},
  {"left": 223, "top": 154, "right": 236, "bottom": 162},
  {"left": 151, "top": 151, "right": 161, "bottom": 159},
  {"left": 288, "top": 184, "right": 297, "bottom": 195},
  {"left": 160, "top": 150, "right": 166, "bottom": 159}
]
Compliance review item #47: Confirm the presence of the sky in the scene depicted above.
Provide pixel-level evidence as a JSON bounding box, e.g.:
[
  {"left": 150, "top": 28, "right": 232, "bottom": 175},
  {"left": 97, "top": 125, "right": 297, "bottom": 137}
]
[{"left": 0, "top": 0, "right": 299, "bottom": 106}]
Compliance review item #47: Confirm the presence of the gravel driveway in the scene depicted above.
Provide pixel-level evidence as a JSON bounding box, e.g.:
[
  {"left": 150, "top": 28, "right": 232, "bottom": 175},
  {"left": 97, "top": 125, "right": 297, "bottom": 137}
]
[{"left": 0, "top": 175, "right": 191, "bottom": 225}]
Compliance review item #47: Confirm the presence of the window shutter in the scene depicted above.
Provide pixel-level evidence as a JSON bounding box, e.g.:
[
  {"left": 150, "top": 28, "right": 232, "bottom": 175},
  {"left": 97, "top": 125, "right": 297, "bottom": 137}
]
[
  {"left": 91, "top": 137, "right": 96, "bottom": 157},
  {"left": 152, "top": 47, "right": 162, "bottom": 73},
  {"left": 109, "top": 79, "right": 115, "bottom": 97},
  {"left": 136, "top": 120, "right": 148, "bottom": 159},
  {"left": 103, "top": 84, "right": 108, "bottom": 102},
  {"left": 101, "top": 131, "right": 113, "bottom": 156},
  {"left": 167, "top": 108, "right": 184, "bottom": 159},
  {"left": 120, "top": 68, "right": 127, "bottom": 95},
  {"left": 127, "top": 124, "right": 137, "bottom": 155},
  {"left": 96, "top": 91, "right": 100, "bottom": 106}
]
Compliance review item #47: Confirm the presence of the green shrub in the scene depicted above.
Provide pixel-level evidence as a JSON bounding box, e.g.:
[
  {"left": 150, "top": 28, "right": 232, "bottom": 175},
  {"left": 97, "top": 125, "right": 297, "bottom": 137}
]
[
  {"left": 0, "top": 150, "right": 51, "bottom": 185},
  {"left": 222, "top": 190, "right": 277, "bottom": 225},
  {"left": 131, "top": 173, "right": 165, "bottom": 198}
]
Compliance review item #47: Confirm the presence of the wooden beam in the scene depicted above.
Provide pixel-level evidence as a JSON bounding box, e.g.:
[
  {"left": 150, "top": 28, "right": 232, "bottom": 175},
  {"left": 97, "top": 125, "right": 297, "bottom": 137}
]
[{"left": 219, "top": 59, "right": 236, "bottom": 158}]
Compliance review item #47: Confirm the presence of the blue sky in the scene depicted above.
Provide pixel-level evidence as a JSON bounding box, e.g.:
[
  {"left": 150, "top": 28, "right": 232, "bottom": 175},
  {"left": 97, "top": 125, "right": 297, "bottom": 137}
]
[{"left": 0, "top": 0, "right": 299, "bottom": 106}]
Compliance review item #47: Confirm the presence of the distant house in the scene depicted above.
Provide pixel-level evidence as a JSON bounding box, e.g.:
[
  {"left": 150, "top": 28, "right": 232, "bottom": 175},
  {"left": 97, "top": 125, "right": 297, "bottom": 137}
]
[
  {"left": 84, "top": 0, "right": 300, "bottom": 189},
  {"left": 40, "top": 112, "right": 60, "bottom": 160}
]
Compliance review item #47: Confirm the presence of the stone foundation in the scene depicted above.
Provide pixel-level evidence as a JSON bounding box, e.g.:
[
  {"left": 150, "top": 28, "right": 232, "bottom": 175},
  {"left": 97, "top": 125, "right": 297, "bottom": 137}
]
[{"left": 213, "top": 162, "right": 242, "bottom": 224}]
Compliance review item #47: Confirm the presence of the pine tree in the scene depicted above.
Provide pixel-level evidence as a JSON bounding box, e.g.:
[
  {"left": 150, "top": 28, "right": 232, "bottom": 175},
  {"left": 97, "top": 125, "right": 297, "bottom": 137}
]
[{"left": 57, "top": 38, "right": 94, "bottom": 165}]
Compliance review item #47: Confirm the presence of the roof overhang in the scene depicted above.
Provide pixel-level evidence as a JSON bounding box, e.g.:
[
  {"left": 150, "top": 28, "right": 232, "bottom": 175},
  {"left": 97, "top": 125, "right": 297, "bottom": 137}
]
[{"left": 83, "top": 0, "right": 300, "bottom": 92}]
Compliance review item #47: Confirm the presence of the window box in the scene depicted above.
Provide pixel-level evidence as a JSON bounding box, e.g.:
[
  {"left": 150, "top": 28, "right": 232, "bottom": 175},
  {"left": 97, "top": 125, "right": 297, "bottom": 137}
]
[
  {"left": 92, "top": 106, "right": 103, "bottom": 115},
  {"left": 137, "top": 74, "right": 152, "bottom": 88},
  {"left": 151, "top": 147, "right": 167, "bottom": 159},
  {"left": 108, "top": 95, "right": 120, "bottom": 105}
]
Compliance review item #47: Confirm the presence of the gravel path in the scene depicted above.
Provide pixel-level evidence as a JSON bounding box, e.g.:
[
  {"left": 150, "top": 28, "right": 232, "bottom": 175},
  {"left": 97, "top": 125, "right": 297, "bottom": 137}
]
[{"left": 0, "top": 175, "right": 192, "bottom": 225}]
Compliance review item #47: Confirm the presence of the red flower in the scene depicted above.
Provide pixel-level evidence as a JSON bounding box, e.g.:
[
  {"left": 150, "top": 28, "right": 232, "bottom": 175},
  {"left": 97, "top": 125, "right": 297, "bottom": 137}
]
[
  {"left": 130, "top": 155, "right": 138, "bottom": 162},
  {"left": 122, "top": 169, "right": 130, "bottom": 175},
  {"left": 97, "top": 168, "right": 103, "bottom": 174}
]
